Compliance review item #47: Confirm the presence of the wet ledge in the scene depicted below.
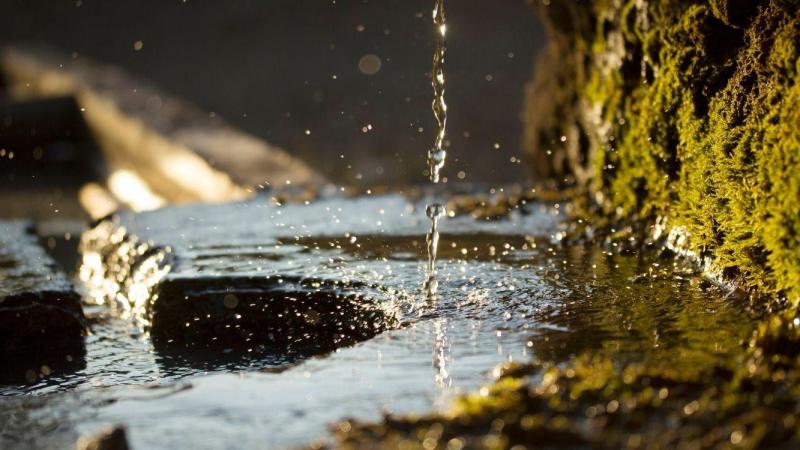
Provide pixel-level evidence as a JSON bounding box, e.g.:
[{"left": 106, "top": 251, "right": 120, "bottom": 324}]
[
  {"left": 0, "top": 220, "right": 86, "bottom": 382},
  {"left": 79, "top": 204, "right": 400, "bottom": 357}
]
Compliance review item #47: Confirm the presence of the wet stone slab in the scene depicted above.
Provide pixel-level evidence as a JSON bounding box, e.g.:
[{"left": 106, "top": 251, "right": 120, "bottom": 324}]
[
  {"left": 0, "top": 221, "right": 86, "bottom": 381},
  {"left": 79, "top": 198, "right": 407, "bottom": 357},
  {"left": 148, "top": 275, "right": 394, "bottom": 353}
]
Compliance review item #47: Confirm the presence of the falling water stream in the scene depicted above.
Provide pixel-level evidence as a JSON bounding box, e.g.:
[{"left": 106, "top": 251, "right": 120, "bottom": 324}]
[{"left": 424, "top": 0, "right": 448, "bottom": 300}]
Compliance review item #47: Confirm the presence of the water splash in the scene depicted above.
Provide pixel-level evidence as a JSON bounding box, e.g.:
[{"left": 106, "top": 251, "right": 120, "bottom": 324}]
[{"left": 424, "top": 0, "right": 448, "bottom": 301}]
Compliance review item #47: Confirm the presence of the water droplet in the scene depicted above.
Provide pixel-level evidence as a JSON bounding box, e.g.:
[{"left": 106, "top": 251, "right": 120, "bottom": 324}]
[
  {"left": 358, "top": 54, "right": 382, "bottom": 75},
  {"left": 426, "top": 203, "right": 445, "bottom": 220}
]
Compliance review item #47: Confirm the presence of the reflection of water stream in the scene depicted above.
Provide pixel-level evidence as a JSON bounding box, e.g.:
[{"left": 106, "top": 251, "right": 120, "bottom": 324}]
[
  {"left": 423, "top": 205, "right": 444, "bottom": 301},
  {"left": 432, "top": 318, "right": 451, "bottom": 393}
]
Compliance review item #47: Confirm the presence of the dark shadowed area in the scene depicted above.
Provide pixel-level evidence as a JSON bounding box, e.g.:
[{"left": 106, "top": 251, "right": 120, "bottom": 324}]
[{"left": 0, "top": 0, "right": 546, "bottom": 185}]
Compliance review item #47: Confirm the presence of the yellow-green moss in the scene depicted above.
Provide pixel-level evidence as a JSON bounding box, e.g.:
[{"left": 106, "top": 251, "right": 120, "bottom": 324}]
[
  {"left": 326, "top": 312, "right": 800, "bottom": 450},
  {"left": 524, "top": 0, "right": 800, "bottom": 303}
]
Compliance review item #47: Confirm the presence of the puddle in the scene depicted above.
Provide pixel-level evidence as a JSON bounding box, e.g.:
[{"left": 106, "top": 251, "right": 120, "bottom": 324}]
[{"left": 0, "top": 194, "right": 754, "bottom": 449}]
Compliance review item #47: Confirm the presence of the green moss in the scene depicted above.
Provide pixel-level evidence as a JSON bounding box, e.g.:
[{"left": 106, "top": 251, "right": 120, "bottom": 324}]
[{"left": 525, "top": 0, "right": 800, "bottom": 303}]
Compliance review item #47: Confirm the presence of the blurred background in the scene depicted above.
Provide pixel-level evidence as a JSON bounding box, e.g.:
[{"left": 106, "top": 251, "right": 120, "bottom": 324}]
[{"left": 0, "top": 0, "right": 545, "bottom": 186}]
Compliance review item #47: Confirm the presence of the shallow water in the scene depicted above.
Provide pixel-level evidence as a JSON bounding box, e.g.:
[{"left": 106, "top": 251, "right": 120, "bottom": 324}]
[{"left": 0, "top": 194, "right": 754, "bottom": 449}]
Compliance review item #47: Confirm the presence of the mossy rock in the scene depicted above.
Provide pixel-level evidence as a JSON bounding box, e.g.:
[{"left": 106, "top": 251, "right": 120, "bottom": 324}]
[{"left": 523, "top": 0, "right": 800, "bottom": 304}]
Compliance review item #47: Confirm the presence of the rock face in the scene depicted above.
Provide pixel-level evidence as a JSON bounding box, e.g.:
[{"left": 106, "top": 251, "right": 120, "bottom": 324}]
[
  {"left": 524, "top": 0, "right": 800, "bottom": 302},
  {"left": 0, "top": 221, "right": 86, "bottom": 376},
  {"left": 79, "top": 199, "right": 400, "bottom": 355}
]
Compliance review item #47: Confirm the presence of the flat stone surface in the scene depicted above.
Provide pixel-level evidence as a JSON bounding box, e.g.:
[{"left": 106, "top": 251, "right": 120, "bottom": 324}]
[
  {"left": 78, "top": 197, "right": 427, "bottom": 355},
  {"left": 78, "top": 194, "right": 558, "bottom": 356},
  {"left": 0, "top": 220, "right": 86, "bottom": 377}
]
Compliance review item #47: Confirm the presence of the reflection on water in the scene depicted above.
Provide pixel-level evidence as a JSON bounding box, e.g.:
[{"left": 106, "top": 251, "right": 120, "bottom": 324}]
[
  {"left": 432, "top": 317, "right": 452, "bottom": 407},
  {"left": 0, "top": 195, "right": 756, "bottom": 449}
]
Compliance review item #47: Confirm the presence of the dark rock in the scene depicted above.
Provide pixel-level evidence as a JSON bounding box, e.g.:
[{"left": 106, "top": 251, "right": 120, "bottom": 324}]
[
  {"left": 0, "top": 96, "right": 93, "bottom": 157},
  {"left": 76, "top": 426, "right": 129, "bottom": 450},
  {"left": 0, "top": 96, "right": 101, "bottom": 221},
  {"left": 0, "top": 221, "right": 86, "bottom": 380},
  {"left": 150, "top": 275, "right": 393, "bottom": 352}
]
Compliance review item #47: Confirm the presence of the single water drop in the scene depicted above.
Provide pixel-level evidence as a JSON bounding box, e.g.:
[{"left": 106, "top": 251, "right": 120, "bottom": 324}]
[
  {"left": 428, "top": 148, "right": 446, "bottom": 165},
  {"left": 426, "top": 203, "right": 446, "bottom": 220}
]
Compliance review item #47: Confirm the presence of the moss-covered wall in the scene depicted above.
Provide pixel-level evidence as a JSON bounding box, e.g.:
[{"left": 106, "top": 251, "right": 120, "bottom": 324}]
[{"left": 524, "top": 0, "right": 800, "bottom": 304}]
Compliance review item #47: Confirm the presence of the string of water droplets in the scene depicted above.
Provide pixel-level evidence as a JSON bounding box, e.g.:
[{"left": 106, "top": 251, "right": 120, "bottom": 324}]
[
  {"left": 428, "top": 0, "right": 447, "bottom": 183},
  {"left": 423, "top": 0, "right": 448, "bottom": 300}
]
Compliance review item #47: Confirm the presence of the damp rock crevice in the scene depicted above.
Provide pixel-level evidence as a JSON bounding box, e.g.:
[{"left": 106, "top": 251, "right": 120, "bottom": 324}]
[{"left": 0, "top": 221, "right": 86, "bottom": 359}]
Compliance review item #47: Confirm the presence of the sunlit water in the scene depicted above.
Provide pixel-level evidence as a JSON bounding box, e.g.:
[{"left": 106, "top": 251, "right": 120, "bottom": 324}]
[{"left": 0, "top": 194, "right": 754, "bottom": 449}]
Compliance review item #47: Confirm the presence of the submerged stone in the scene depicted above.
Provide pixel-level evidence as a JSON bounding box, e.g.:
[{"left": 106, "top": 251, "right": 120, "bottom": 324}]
[
  {"left": 79, "top": 200, "right": 400, "bottom": 355},
  {"left": 150, "top": 275, "right": 394, "bottom": 352},
  {"left": 0, "top": 221, "right": 86, "bottom": 380},
  {"left": 76, "top": 426, "right": 129, "bottom": 450}
]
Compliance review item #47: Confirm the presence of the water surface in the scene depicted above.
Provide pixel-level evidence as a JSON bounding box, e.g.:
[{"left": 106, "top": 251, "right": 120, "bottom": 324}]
[{"left": 0, "top": 195, "right": 753, "bottom": 449}]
